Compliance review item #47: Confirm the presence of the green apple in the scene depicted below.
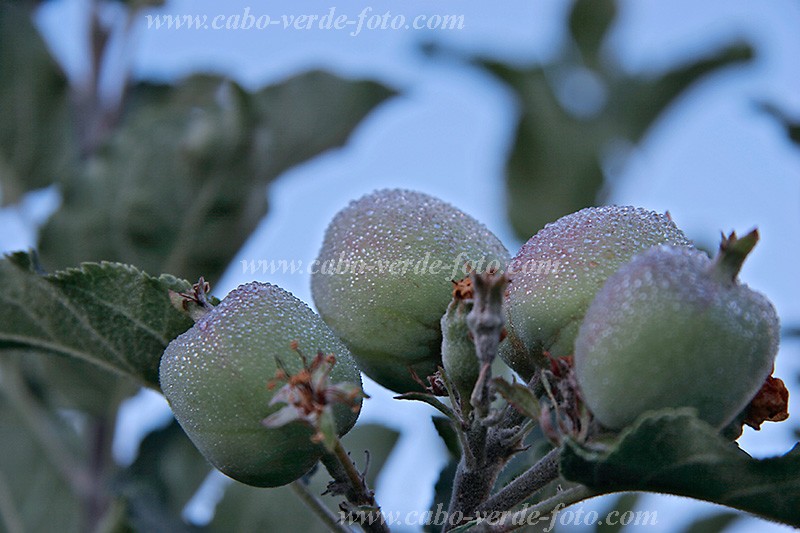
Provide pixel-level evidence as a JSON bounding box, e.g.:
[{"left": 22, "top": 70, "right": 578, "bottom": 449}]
[
  {"left": 502, "top": 206, "right": 691, "bottom": 379},
  {"left": 160, "top": 282, "right": 362, "bottom": 487},
  {"left": 311, "top": 189, "right": 509, "bottom": 393},
  {"left": 574, "top": 232, "right": 780, "bottom": 430}
]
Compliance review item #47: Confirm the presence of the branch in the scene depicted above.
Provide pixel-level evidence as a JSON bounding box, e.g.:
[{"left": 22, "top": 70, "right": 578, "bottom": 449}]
[
  {"left": 476, "top": 447, "right": 561, "bottom": 514},
  {"left": 446, "top": 271, "right": 517, "bottom": 530},
  {"left": 471, "top": 485, "right": 595, "bottom": 533}
]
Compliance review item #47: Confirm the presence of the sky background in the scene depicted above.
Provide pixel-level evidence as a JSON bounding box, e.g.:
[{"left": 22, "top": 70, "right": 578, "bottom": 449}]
[{"left": 1, "top": 0, "right": 799, "bottom": 530}]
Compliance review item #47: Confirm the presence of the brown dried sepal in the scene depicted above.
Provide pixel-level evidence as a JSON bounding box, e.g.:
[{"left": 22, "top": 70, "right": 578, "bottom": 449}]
[
  {"left": 409, "top": 366, "right": 449, "bottom": 397},
  {"left": 263, "top": 344, "right": 366, "bottom": 446},
  {"left": 744, "top": 375, "right": 789, "bottom": 430},
  {"left": 451, "top": 276, "right": 474, "bottom": 301}
]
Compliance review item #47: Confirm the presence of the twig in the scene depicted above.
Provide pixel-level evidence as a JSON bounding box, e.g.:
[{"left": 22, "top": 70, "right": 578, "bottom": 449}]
[
  {"left": 290, "top": 480, "right": 352, "bottom": 533},
  {"left": 467, "top": 272, "right": 507, "bottom": 418},
  {"left": 320, "top": 438, "right": 389, "bottom": 533},
  {"left": 476, "top": 447, "right": 561, "bottom": 514},
  {"left": 86, "top": 415, "right": 115, "bottom": 533},
  {"left": 472, "top": 485, "right": 595, "bottom": 533},
  {"left": 445, "top": 272, "right": 513, "bottom": 530}
]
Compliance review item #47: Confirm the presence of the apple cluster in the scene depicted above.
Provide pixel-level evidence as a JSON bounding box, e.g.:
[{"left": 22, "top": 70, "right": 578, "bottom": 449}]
[{"left": 158, "top": 189, "right": 780, "bottom": 488}]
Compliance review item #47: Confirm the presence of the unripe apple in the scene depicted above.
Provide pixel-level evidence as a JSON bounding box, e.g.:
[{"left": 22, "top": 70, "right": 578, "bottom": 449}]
[
  {"left": 501, "top": 206, "right": 691, "bottom": 379},
  {"left": 574, "top": 232, "right": 780, "bottom": 430},
  {"left": 311, "top": 189, "right": 509, "bottom": 393},
  {"left": 159, "top": 282, "right": 362, "bottom": 487},
  {"left": 441, "top": 297, "right": 479, "bottom": 412}
]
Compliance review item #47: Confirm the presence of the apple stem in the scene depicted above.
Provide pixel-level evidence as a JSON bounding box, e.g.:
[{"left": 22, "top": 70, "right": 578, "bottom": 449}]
[{"left": 320, "top": 438, "right": 389, "bottom": 533}]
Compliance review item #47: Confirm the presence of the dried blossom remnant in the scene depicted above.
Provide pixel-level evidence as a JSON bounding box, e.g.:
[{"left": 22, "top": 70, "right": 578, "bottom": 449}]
[
  {"left": 264, "top": 344, "right": 367, "bottom": 449},
  {"left": 452, "top": 275, "right": 474, "bottom": 301},
  {"left": 409, "top": 366, "right": 449, "bottom": 397},
  {"left": 539, "top": 355, "right": 593, "bottom": 445},
  {"left": 744, "top": 375, "right": 790, "bottom": 430},
  {"left": 169, "top": 276, "right": 214, "bottom": 321}
]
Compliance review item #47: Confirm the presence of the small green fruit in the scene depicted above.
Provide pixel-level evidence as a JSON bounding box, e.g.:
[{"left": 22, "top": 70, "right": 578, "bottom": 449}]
[
  {"left": 311, "top": 189, "right": 509, "bottom": 393},
  {"left": 159, "top": 282, "right": 362, "bottom": 487},
  {"left": 502, "top": 206, "right": 691, "bottom": 379},
  {"left": 574, "top": 232, "right": 780, "bottom": 430},
  {"left": 441, "top": 296, "right": 479, "bottom": 412}
]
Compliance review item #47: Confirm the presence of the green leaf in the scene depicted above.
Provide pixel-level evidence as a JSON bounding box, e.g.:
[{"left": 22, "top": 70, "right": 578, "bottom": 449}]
[
  {"left": 39, "top": 72, "right": 394, "bottom": 283},
  {"left": 0, "top": 0, "right": 72, "bottom": 204},
  {"left": 483, "top": 62, "right": 608, "bottom": 237},
  {"left": 424, "top": 460, "right": 458, "bottom": 533},
  {"left": 612, "top": 43, "right": 753, "bottom": 141},
  {"left": 759, "top": 102, "right": 800, "bottom": 148},
  {"left": 113, "top": 420, "right": 210, "bottom": 533},
  {"left": 432, "top": 416, "right": 461, "bottom": 459},
  {"left": 0, "top": 251, "right": 195, "bottom": 390},
  {"left": 568, "top": 0, "right": 616, "bottom": 67},
  {"left": 395, "top": 391, "right": 457, "bottom": 420},
  {"left": 560, "top": 409, "right": 800, "bottom": 526}
]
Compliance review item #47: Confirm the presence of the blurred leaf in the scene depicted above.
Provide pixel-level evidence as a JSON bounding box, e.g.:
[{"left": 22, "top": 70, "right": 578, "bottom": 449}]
[
  {"left": 480, "top": 5, "right": 752, "bottom": 239},
  {"left": 560, "top": 409, "right": 800, "bottom": 526},
  {"left": 484, "top": 61, "right": 608, "bottom": 238},
  {"left": 0, "top": 251, "right": 194, "bottom": 390},
  {"left": 208, "top": 481, "right": 326, "bottom": 533},
  {"left": 613, "top": 43, "right": 753, "bottom": 141},
  {"left": 424, "top": 460, "right": 458, "bottom": 533},
  {"left": 678, "top": 511, "right": 742, "bottom": 533},
  {"left": 20, "top": 352, "right": 136, "bottom": 415},
  {"left": 339, "top": 422, "right": 400, "bottom": 490},
  {"left": 0, "top": 0, "right": 72, "bottom": 204},
  {"left": 112, "top": 0, "right": 165, "bottom": 7},
  {"left": 208, "top": 423, "right": 398, "bottom": 531},
  {"left": 593, "top": 492, "right": 639, "bottom": 533},
  {"left": 0, "top": 377, "right": 84, "bottom": 532},
  {"left": 432, "top": 416, "right": 461, "bottom": 459},
  {"left": 39, "top": 72, "right": 394, "bottom": 283},
  {"left": 759, "top": 102, "right": 800, "bottom": 148},
  {"left": 114, "top": 420, "right": 210, "bottom": 532},
  {"left": 568, "top": 0, "right": 616, "bottom": 66}
]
